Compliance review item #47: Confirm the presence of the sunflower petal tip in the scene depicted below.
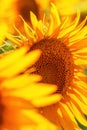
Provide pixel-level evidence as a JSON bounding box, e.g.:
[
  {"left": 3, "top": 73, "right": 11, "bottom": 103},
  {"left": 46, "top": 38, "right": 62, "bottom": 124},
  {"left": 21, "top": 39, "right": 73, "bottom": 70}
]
[
  {"left": 30, "top": 11, "right": 35, "bottom": 16},
  {"left": 86, "top": 16, "right": 87, "bottom": 20}
]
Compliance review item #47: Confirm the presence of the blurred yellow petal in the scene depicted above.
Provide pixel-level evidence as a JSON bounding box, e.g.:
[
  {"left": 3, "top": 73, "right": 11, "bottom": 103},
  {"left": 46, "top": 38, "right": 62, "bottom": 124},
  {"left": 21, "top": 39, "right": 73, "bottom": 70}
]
[
  {"left": 3, "top": 84, "right": 57, "bottom": 100},
  {"left": 22, "top": 110, "right": 57, "bottom": 130},
  {"left": 0, "top": 47, "right": 27, "bottom": 70},
  {"left": 6, "top": 34, "right": 22, "bottom": 46},
  {"left": 0, "top": 50, "right": 41, "bottom": 77},
  {"left": 23, "top": 18, "right": 37, "bottom": 40},
  {"left": 47, "top": 15, "right": 54, "bottom": 36},
  {"left": 51, "top": 3, "right": 61, "bottom": 26},
  {"left": 69, "top": 16, "right": 87, "bottom": 38},
  {"left": 70, "top": 26, "right": 87, "bottom": 42},
  {"left": 59, "top": 10, "right": 80, "bottom": 38},
  {"left": 0, "top": 23, "right": 8, "bottom": 45},
  {"left": 32, "top": 94, "right": 62, "bottom": 107},
  {"left": 2, "top": 74, "right": 42, "bottom": 88},
  {"left": 30, "top": 11, "right": 38, "bottom": 29}
]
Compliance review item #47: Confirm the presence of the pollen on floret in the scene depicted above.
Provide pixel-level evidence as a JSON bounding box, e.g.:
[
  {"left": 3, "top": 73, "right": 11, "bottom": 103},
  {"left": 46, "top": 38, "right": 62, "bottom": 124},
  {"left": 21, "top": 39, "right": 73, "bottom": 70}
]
[{"left": 30, "top": 38, "right": 74, "bottom": 94}]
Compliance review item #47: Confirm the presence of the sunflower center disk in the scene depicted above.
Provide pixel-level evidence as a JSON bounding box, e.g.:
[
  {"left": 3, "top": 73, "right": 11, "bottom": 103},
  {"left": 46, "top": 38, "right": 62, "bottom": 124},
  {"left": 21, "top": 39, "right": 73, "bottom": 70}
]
[{"left": 30, "top": 38, "right": 74, "bottom": 94}]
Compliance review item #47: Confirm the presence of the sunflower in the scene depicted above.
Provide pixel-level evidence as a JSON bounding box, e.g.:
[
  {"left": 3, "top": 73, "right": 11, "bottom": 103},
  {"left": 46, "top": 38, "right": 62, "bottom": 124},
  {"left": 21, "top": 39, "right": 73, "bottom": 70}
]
[
  {"left": 6, "top": 3, "right": 87, "bottom": 130},
  {"left": 15, "top": 0, "right": 40, "bottom": 21},
  {"left": 0, "top": 0, "right": 41, "bottom": 35},
  {"left": 0, "top": 46, "right": 60, "bottom": 130},
  {"left": 13, "top": 0, "right": 42, "bottom": 34}
]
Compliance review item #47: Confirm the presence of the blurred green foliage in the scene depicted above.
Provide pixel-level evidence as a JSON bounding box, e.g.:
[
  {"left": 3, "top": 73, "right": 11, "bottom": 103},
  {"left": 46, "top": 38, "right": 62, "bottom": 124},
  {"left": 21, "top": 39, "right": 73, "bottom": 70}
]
[{"left": 0, "top": 40, "right": 17, "bottom": 54}]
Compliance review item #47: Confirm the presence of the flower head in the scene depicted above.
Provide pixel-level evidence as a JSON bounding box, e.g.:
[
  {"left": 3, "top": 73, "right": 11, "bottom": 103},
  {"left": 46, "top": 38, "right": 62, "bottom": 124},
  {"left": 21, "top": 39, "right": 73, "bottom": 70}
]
[{"left": 5, "top": 3, "right": 87, "bottom": 129}]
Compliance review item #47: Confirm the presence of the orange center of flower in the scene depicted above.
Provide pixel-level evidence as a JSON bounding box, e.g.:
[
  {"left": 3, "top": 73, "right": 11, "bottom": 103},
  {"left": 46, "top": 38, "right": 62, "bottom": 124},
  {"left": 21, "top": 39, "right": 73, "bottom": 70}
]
[{"left": 30, "top": 38, "right": 74, "bottom": 94}]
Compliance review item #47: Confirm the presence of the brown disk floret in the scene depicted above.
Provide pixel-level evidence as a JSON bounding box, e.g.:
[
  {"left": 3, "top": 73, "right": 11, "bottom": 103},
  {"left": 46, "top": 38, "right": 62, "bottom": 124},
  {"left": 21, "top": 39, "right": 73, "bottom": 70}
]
[{"left": 30, "top": 38, "right": 74, "bottom": 94}]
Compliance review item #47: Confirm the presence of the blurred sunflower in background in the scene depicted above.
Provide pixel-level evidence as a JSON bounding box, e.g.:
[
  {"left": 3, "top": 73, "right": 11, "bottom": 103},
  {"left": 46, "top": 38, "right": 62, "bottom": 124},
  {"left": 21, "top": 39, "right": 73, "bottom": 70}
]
[
  {"left": 36, "top": 0, "right": 87, "bottom": 23},
  {"left": 1, "top": 0, "right": 87, "bottom": 35},
  {"left": 0, "top": 0, "right": 41, "bottom": 35},
  {"left": 14, "top": 0, "right": 42, "bottom": 34},
  {"left": 0, "top": 0, "right": 41, "bottom": 53},
  {"left": 5, "top": 3, "right": 87, "bottom": 130},
  {"left": 52, "top": 0, "right": 87, "bottom": 23}
]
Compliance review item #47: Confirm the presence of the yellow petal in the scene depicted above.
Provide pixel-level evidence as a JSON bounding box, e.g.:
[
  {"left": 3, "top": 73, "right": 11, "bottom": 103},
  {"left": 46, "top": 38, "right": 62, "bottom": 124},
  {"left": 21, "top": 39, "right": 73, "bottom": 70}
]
[
  {"left": 75, "top": 71, "right": 86, "bottom": 78},
  {"left": 6, "top": 34, "right": 22, "bottom": 46},
  {"left": 24, "top": 20, "right": 37, "bottom": 40},
  {"left": 58, "top": 10, "right": 80, "bottom": 38},
  {"left": 70, "top": 26, "right": 87, "bottom": 43},
  {"left": 0, "top": 23, "right": 8, "bottom": 45},
  {"left": 69, "top": 16, "right": 87, "bottom": 39},
  {"left": 69, "top": 93, "right": 87, "bottom": 115},
  {"left": 21, "top": 125, "right": 36, "bottom": 130},
  {"left": 47, "top": 15, "right": 54, "bottom": 36},
  {"left": 70, "top": 38, "right": 87, "bottom": 51},
  {"left": 37, "top": 20, "right": 44, "bottom": 34},
  {"left": 74, "top": 80, "right": 87, "bottom": 90},
  {"left": 0, "top": 50, "right": 41, "bottom": 77},
  {"left": 51, "top": 3, "right": 61, "bottom": 27},
  {"left": 13, "top": 25, "right": 28, "bottom": 42},
  {"left": 30, "top": 11, "right": 38, "bottom": 29},
  {"left": 72, "top": 47, "right": 87, "bottom": 55},
  {"left": 22, "top": 110, "right": 57, "bottom": 130},
  {"left": 67, "top": 102, "right": 87, "bottom": 126},
  {"left": 58, "top": 108, "right": 73, "bottom": 130},
  {"left": 60, "top": 102, "right": 77, "bottom": 124},
  {"left": 73, "top": 88, "right": 87, "bottom": 105},
  {"left": 3, "top": 83, "right": 57, "bottom": 100},
  {"left": 61, "top": 17, "right": 70, "bottom": 29},
  {"left": 74, "top": 58, "right": 87, "bottom": 65},
  {"left": 0, "top": 47, "right": 27, "bottom": 70},
  {"left": 59, "top": 103, "right": 79, "bottom": 130},
  {"left": 2, "top": 74, "right": 42, "bottom": 89},
  {"left": 32, "top": 94, "right": 62, "bottom": 107}
]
